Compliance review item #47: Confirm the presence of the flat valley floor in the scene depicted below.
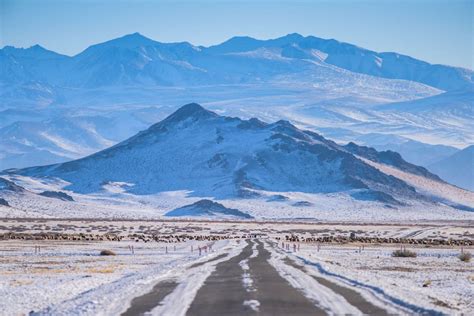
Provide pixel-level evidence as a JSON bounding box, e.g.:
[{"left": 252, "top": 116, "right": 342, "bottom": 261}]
[{"left": 0, "top": 219, "right": 473, "bottom": 315}]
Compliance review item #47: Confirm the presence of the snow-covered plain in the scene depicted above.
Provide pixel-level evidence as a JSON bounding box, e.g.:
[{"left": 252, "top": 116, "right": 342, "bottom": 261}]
[
  {"left": 0, "top": 238, "right": 235, "bottom": 316},
  {"left": 1, "top": 233, "right": 472, "bottom": 315},
  {"left": 278, "top": 243, "right": 474, "bottom": 315}
]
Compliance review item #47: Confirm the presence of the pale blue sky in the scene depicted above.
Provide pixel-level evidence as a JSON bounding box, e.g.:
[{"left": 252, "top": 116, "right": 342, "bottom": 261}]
[{"left": 1, "top": 0, "right": 472, "bottom": 69}]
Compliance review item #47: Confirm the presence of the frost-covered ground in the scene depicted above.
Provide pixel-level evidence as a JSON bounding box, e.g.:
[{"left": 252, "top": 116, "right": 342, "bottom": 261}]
[
  {"left": 1, "top": 233, "right": 472, "bottom": 315},
  {"left": 278, "top": 243, "right": 474, "bottom": 314},
  {"left": 0, "top": 238, "right": 235, "bottom": 315},
  {"left": 0, "top": 217, "right": 472, "bottom": 315}
]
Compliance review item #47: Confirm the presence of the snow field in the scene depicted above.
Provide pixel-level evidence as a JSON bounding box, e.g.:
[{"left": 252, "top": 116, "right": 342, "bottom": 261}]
[
  {"left": 0, "top": 239, "right": 233, "bottom": 316},
  {"left": 289, "top": 243, "right": 474, "bottom": 314}
]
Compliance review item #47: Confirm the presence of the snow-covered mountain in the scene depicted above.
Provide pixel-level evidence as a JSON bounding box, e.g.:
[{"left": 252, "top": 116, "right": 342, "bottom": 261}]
[
  {"left": 0, "top": 45, "right": 69, "bottom": 85},
  {"left": 0, "top": 110, "right": 152, "bottom": 169},
  {"left": 1, "top": 33, "right": 472, "bottom": 170},
  {"left": 8, "top": 103, "right": 414, "bottom": 201},
  {"left": 3, "top": 103, "right": 472, "bottom": 216},
  {"left": 206, "top": 33, "right": 473, "bottom": 91},
  {"left": 2, "top": 33, "right": 472, "bottom": 90},
  {"left": 165, "top": 199, "right": 253, "bottom": 219},
  {"left": 427, "top": 145, "right": 474, "bottom": 191}
]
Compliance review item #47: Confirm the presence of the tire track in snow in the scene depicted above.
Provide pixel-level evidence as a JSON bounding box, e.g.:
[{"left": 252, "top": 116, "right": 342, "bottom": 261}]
[
  {"left": 248, "top": 240, "right": 326, "bottom": 315},
  {"left": 185, "top": 240, "right": 256, "bottom": 315},
  {"left": 282, "top": 257, "right": 390, "bottom": 315},
  {"left": 265, "top": 242, "right": 361, "bottom": 315},
  {"left": 295, "top": 255, "right": 446, "bottom": 315},
  {"left": 150, "top": 241, "right": 247, "bottom": 316},
  {"left": 240, "top": 240, "right": 259, "bottom": 293},
  {"left": 122, "top": 254, "right": 229, "bottom": 315}
]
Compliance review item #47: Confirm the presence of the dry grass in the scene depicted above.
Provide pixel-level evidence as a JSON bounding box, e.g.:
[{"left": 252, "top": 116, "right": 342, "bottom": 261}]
[
  {"left": 422, "top": 280, "right": 432, "bottom": 287},
  {"left": 392, "top": 247, "right": 417, "bottom": 258},
  {"left": 458, "top": 252, "right": 472, "bottom": 262},
  {"left": 359, "top": 266, "right": 416, "bottom": 272},
  {"left": 429, "top": 296, "right": 452, "bottom": 309},
  {"left": 100, "top": 249, "right": 116, "bottom": 256},
  {"left": 9, "top": 279, "right": 34, "bottom": 287},
  {"left": 30, "top": 267, "right": 70, "bottom": 274},
  {"left": 86, "top": 267, "right": 115, "bottom": 274}
]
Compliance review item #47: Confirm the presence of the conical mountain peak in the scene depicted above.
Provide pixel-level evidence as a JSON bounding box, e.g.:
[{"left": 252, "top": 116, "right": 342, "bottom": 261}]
[{"left": 163, "top": 103, "right": 217, "bottom": 123}]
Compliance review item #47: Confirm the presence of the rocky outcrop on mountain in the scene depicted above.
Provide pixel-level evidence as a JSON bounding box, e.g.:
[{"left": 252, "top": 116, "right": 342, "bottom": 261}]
[
  {"left": 0, "top": 177, "right": 25, "bottom": 193},
  {"left": 0, "top": 198, "right": 9, "bottom": 207},
  {"left": 39, "top": 191, "right": 74, "bottom": 201},
  {"left": 344, "top": 142, "right": 442, "bottom": 182}
]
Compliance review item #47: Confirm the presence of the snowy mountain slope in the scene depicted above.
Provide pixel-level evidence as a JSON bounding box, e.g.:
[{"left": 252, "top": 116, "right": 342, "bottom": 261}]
[
  {"left": 343, "top": 142, "right": 442, "bottom": 181},
  {"left": 6, "top": 103, "right": 466, "bottom": 210},
  {"left": 207, "top": 33, "right": 474, "bottom": 91},
  {"left": 3, "top": 33, "right": 472, "bottom": 90},
  {"left": 288, "top": 87, "right": 473, "bottom": 148},
  {"left": 1, "top": 33, "right": 472, "bottom": 170},
  {"left": 0, "top": 108, "right": 154, "bottom": 170},
  {"left": 0, "top": 80, "right": 469, "bottom": 169},
  {"left": 0, "top": 174, "right": 173, "bottom": 218},
  {"left": 378, "top": 88, "right": 474, "bottom": 113},
  {"left": 371, "top": 89, "right": 474, "bottom": 147},
  {"left": 0, "top": 118, "right": 111, "bottom": 170},
  {"left": 1, "top": 104, "right": 473, "bottom": 221},
  {"left": 427, "top": 145, "right": 474, "bottom": 191},
  {"left": 0, "top": 45, "right": 69, "bottom": 85},
  {"left": 0, "top": 177, "right": 25, "bottom": 193},
  {"left": 361, "top": 158, "right": 474, "bottom": 210},
  {"left": 0, "top": 79, "right": 449, "bottom": 170}
]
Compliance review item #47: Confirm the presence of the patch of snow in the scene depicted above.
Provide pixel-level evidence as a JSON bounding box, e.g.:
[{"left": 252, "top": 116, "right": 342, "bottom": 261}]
[{"left": 243, "top": 299, "right": 260, "bottom": 311}]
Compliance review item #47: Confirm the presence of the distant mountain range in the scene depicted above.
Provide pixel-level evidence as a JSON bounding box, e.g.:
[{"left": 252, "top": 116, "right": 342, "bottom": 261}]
[
  {"left": 1, "top": 33, "right": 472, "bottom": 181},
  {"left": 354, "top": 133, "right": 459, "bottom": 167},
  {"left": 427, "top": 145, "right": 474, "bottom": 191},
  {"left": 2, "top": 32, "right": 473, "bottom": 90}
]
